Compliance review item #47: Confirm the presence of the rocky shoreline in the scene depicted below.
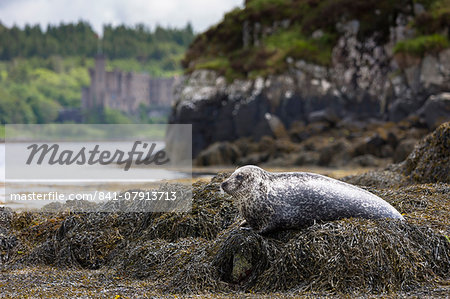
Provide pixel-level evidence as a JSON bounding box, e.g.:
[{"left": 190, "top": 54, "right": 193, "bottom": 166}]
[
  {"left": 167, "top": 15, "right": 450, "bottom": 160},
  {"left": 194, "top": 115, "right": 432, "bottom": 168}
]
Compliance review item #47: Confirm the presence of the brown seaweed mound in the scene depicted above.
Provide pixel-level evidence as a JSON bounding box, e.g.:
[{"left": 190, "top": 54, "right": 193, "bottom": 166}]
[
  {"left": 1, "top": 124, "right": 449, "bottom": 295},
  {"left": 401, "top": 121, "right": 450, "bottom": 183},
  {"left": 1, "top": 170, "right": 449, "bottom": 296}
]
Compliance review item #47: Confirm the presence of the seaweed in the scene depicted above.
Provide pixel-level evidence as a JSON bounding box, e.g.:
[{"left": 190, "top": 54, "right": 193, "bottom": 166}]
[{"left": 1, "top": 125, "right": 449, "bottom": 296}]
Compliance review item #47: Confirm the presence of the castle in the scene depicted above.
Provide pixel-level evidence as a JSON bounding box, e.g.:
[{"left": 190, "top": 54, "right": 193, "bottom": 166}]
[{"left": 82, "top": 55, "right": 180, "bottom": 113}]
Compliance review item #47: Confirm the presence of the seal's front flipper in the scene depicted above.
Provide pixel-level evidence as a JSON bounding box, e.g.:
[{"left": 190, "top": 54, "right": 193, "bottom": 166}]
[
  {"left": 239, "top": 226, "right": 252, "bottom": 231},
  {"left": 238, "top": 220, "right": 252, "bottom": 230},
  {"left": 239, "top": 219, "right": 248, "bottom": 227}
]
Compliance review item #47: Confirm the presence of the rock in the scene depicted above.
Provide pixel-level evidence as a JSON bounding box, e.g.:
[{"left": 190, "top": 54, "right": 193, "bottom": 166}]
[
  {"left": 303, "top": 121, "right": 330, "bottom": 136},
  {"left": 389, "top": 74, "right": 409, "bottom": 98},
  {"left": 293, "top": 151, "right": 321, "bottom": 166},
  {"left": 381, "top": 144, "right": 395, "bottom": 158},
  {"left": 394, "top": 139, "right": 418, "bottom": 163},
  {"left": 417, "top": 93, "right": 450, "bottom": 129},
  {"left": 318, "top": 139, "right": 353, "bottom": 167},
  {"left": 294, "top": 60, "right": 328, "bottom": 78},
  {"left": 393, "top": 53, "right": 421, "bottom": 69},
  {"left": 311, "top": 29, "right": 324, "bottom": 39},
  {"left": 404, "top": 64, "right": 421, "bottom": 93},
  {"left": 388, "top": 97, "right": 425, "bottom": 122},
  {"left": 288, "top": 121, "right": 308, "bottom": 143},
  {"left": 420, "top": 55, "right": 444, "bottom": 88},
  {"left": 169, "top": 24, "right": 448, "bottom": 157},
  {"left": 213, "top": 229, "right": 268, "bottom": 287},
  {"left": 308, "top": 109, "right": 340, "bottom": 125},
  {"left": 195, "top": 142, "right": 242, "bottom": 166},
  {"left": 233, "top": 137, "right": 259, "bottom": 157},
  {"left": 264, "top": 113, "right": 288, "bottom": 139},
  {"left": 257, "top": 136, "right": 277, "bottom": 154},
  {"left": 231, "top": 253, "right": 253, "bottom": 282},
  {"left": 354, "top": 133, "right": 386, "bottom": 157},
  {"left": 413, "top": 3, "right": 425, "bottom": 15},
  {"left": 386, "top": 131, "right": 399, "bottom": 149},
  {"left": 251, "top": 138, "right": 300, "bottom": 165},
  {"left": 178, "top": 70, "right": 221, "bottom": 102},
  {"left": 439, "top": 48, "right": 450, "bottom": 77},
  {"left": 234, "top": 97, "right": 272, "bottom": 141},
  {"left": 165, "top": 123, "right": 197, "bottom": 164},
  {"left": 237, "top": 152, "right": 270, "bottom": 165},
  {"left": 350, "top": 154, "right": 390, "bottom": 167},
  {"left": 336, "top": 20, "right": 360, "bottom": 35},
  {"left": 336, "top": 117, "right": 368, "bottom": 132}
]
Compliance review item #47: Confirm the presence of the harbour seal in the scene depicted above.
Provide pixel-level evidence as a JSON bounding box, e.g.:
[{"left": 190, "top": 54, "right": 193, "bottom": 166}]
[{"left": 221, "top": 165, "right": 403, "bottom": 234}]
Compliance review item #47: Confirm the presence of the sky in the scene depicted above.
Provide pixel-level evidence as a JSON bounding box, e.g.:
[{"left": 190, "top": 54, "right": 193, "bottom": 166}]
[{"left": 0, "top": 0, "right": 243, "bottom": 34}]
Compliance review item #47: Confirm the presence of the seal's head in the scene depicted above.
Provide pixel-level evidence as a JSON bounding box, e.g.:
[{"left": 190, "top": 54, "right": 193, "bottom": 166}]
[{"left": 221, "top": 165, "right": 268, "bottom": 199}]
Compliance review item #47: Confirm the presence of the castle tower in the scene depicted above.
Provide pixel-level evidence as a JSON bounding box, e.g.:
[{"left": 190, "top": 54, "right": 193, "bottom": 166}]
[
  {"left": 92, "top": 54, "right": 106, "bottom": 107},
  {"left": 81, "top": 55, "right": 178, "bottom": 114}
]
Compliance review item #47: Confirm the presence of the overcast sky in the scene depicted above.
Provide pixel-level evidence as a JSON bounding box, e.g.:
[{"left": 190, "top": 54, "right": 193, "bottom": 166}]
[{"left": 0, "top": 0, "right": 243, "bottom": 34}]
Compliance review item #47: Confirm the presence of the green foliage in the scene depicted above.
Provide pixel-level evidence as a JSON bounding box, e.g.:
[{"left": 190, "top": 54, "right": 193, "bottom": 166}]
[
  {"left": 413, "top": 0, "right": 450, "bottom": 35},
  {"left": 136, "top": 103, "right": 170, "bottom": 124},
  {"left": 0, "top": 22, "right": 195, "bottom": 62},
  {"left": 0, "top": 57, "right": 87, "bottom": 124},
  {"left": 0, "top": 88, "right": 35, "bottom": 124},
  {"left": 102, "top": 24, "right": 193, "bottom": 61},
  {"left": 82, "top": 104, "right": 168, "bottom": 125},
  {"left": 28, "top": 95, "right": 61, "bottom": 123},
  {"left": 82, "top": 107, "right": 132, "bottom": 124},
  {"left": 188, "top": 27, "right": 334, "bottom": 81},
  {"left": 184, "top": 0, "right": 449, "bottom": 80},
  {"left": 394, "top": 34, "right": 449, "bottom": 56},
  {"left": 194, "top": 57, "right": 230, "bottom": 72},
  {"left": 0, "top": 22, "right": 194, "bottom": 124},
  {"left": 0, "top": 21, "right": 97, "bottom": 60},
  {"left": 106, "top": 56, "right": 182, "bottom": 78},
  {"left": 0, "top": 56, "right": 179, "bottom": 124},
  {"left": 247, "top": 0, "right": 289, "bottom": 9},
  {"left": 264, "top": 27, "right": 334, "bottom": 66},
  {"left": 414, "top": 0, "right": 449, "bottom": 10},
  {"left": 103, "top": 108, "right": 132, "bottom": 124}
]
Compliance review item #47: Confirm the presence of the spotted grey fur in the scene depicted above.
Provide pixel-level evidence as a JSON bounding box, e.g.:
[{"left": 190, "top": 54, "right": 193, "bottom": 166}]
[{"left": 221, "top": 165, "right": 403, "bottom": 234}]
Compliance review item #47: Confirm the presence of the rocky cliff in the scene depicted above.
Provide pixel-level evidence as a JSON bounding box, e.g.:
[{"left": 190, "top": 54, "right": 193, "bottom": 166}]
[{"left": 168, "top": 0, "right": 450, "bottom": 158}]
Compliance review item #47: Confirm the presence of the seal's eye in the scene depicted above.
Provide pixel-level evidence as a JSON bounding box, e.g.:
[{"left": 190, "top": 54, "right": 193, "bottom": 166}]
[{"left": 236, "top": 174, "right": 244, "bottom": 181}]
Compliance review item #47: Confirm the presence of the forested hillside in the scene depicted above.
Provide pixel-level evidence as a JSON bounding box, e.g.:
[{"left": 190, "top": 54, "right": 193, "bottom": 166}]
[
  {"left": 183, "top": 0, "right": 449, "bottom": 80},
  {"left": 0, "top": 22, "right": 195, "bottom": 126},
  {"left": 0, "top": 21, "right": 194, "bottom": 61}
]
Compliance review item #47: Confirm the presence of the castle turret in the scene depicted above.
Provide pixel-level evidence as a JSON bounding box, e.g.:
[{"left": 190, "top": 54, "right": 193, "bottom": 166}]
[{"left": 93, "top": 54, "right": 106, "bottom": 107}]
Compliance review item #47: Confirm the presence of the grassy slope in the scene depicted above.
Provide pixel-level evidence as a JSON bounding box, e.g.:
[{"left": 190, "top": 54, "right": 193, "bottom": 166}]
[{"left": 183, "top": 0, "right": 450, "bottom": 81}]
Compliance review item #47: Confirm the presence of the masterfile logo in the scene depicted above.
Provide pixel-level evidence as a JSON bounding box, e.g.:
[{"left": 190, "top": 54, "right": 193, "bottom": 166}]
[
  {"left": 3, "top": 124, "right": 193, "bottom": 212},
  {"left": 25, "top": 141, "right": 170, "bottom": 171},
  {"left": 5, "top": 124, "right": 191, "bottom": 181}
]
